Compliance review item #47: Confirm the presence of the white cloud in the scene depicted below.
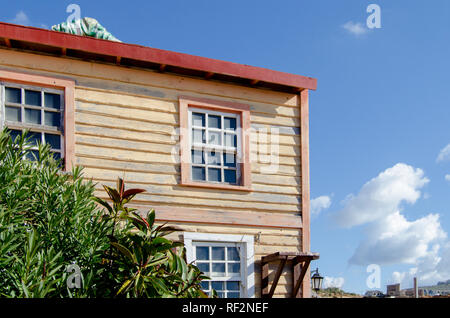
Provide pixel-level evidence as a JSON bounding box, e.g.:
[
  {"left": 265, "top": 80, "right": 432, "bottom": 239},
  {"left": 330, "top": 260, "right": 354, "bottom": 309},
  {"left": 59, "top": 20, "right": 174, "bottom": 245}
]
[
  {"left": 333, "top": 163, "right": 429, "bottom": 228},
  {"left": 437, "top": 144, "right": 450, "bottom": 163},
  {"left": 332, "top": 163, "right": 448, "bottom": 285},
  {"left": 9, "top": 11, "right": 30, "bottom": 26},
  {"left": 342, "top": 21, "right": 368, "bottom": 36},
  {"left": 311, "top": 195, "right": 331, "bottom": 216},
  {"left": 323, "top": 276, "right": 345, "bottom": 289},
  {"left": 445, "top": 175, "right": 450, "bottom": 182}
]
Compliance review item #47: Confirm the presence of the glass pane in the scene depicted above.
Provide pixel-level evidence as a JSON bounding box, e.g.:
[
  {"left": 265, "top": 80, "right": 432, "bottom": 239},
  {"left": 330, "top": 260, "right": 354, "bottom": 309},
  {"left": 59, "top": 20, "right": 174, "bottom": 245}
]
[
  {"left": 228, "top": 263, "right": 240, "bottom": 274},
  {"left": 208, "top": 115, "right": 221, "bottom": 129},
  {"left": 208, "top": 168, "right": 221, "bottom": 182},
  {"left": 224, "top": 170, "right": 237, "bottom": 184},
  {"left": 45, "top": 133, "right": 61, "bottom": 150},
  {"left": 191, "top": 150, "right": 204, "bottom": 164},
  {"left": 228, "top": 292, "right": 240, "bottom": 298},
  {"left": 5, "top": 106, "right": 21, "bottom": 122},
  {"left": 192, "top": 166, "right": 205, "bottom": 181},
  {"left": 52, "top": 152, "right": 61, "bottom": 162},
  {"left": 227, "top": 247, "right": 240, "bottom": 261},
  {"left": 5, "top": 87, "right": 21, "bottom": 103},
  {"left": 28, "top": 131, "right": 42, "bottom": 146},
  {"left": 44, "top": 111, "right": 60, "bottom": 127},
  {"left": 227, "top": 281, "right": 240, "bottom": 291},
  {"left": 197, "top": 263, "right": 210, "bottom": 274},
  {"left": 224, "top": 117, "right": 237, "bottom": 131},
  {"left": 223, "top": 153, "right": 236, "bottom": 168},
  {"left": 196, "top": 246, "right": 209, "bottom": 260},
  {"left": 217, "top": 292, "right": 225, "bottom": 298},
  {"left": 26, "top": 150, "right": 39, "bottom": 161},
  {"left": 44, "top": 93, "right": 61, "bottom": 109},
  {"left": 25, "top": 108, "right": 41, "bottom": 125},
  {"left": 200, "top": 281, "right": 210, "bottom": 291},
  {"left": 224, "top": 133, "right": 237, "bottom": 148},
  {"left": 211, "top": 281, "right": 224, "bottom": 291},
  {"left": 208, "top": 131, "right": 221, "bottom": 146},
  {"left": 212, "top": 247, "right": 225, "bottom": 260},
  {"left": 25, "top": 90, "right": 41, "bottom": 106},
  {"left": 207, "top": 151, "right": 221, "bottom": 166},
  {"left": 192, "top": 129, "right": 205, "bottom": 144},
  {"left": 192, "top": 112, "right": 205, "bottom": 127},
  {"left": 211, "top": 263, "right": 225, "bottom": 276},
  {"left": 9, "top": 129, "right": 22, "bottom": 142}
]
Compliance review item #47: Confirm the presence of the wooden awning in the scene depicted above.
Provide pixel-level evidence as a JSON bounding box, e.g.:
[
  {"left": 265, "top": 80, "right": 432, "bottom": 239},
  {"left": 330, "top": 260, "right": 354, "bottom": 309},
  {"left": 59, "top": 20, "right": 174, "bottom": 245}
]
[{"left": 261, "top": 252, "right": 319, "bottom": 298}]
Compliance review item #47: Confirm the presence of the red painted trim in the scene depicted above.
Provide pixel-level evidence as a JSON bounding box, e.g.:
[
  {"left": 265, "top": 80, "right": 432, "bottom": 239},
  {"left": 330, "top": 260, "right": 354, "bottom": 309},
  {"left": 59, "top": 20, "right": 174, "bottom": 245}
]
[{"left": 0, "top": 22, "right": 317, "bottom": 91}]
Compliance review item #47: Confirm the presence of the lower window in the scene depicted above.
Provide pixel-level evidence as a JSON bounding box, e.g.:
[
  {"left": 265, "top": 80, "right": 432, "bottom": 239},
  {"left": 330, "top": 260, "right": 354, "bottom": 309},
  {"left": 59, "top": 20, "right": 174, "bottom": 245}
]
[{"left": 184, "top": 232, "right": 254, "bottom": 298}]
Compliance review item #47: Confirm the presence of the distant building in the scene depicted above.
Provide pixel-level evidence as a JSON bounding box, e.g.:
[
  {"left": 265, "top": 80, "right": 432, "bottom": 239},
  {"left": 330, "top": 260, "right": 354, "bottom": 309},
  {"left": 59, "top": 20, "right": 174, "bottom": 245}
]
[{"left": 386, "top": 284, "right": 400, "bottom": 297}]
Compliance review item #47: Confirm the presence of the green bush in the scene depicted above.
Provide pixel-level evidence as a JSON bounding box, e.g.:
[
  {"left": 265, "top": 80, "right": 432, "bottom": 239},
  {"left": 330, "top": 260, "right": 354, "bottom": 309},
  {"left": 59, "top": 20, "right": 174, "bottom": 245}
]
[{"left": 0, "top": 129, "right": 208, "bottom": 298}]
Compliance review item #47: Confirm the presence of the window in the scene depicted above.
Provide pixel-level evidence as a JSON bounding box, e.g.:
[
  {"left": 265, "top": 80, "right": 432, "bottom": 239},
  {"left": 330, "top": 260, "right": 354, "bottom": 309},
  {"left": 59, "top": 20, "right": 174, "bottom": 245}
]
[
  {"left": 184, "top": 232, "right": 255, "bottom": 298},
  {"left": 179, "top": 96, "right": 251, "bottom": 190},
  {"left": 190, "top": 108, "right": 240, "bottom": 184},
  {"left": 0, "top": 69, "right": 75, "bottom": 171},
  {"left": 1, "top": 83, "right": 64, "bottom": 161}
]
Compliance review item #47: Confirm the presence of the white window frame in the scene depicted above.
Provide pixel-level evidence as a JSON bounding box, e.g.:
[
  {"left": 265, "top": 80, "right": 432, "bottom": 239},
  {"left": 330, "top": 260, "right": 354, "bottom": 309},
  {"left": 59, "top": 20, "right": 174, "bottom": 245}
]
[
  {"left": 188, "top": 107, "right": 242, "bottom": 185},
  {"left": 184, "top": 232, "right": 254, "bottom": 298},
  {"left": 0, "top": 81, "right": 65, "bottom": 159}
]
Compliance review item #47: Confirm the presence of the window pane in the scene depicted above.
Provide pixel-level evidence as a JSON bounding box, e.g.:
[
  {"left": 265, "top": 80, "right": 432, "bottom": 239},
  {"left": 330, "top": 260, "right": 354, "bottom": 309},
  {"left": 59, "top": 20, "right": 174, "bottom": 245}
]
[
  {"left": 208, "top": 168, "right": 221, "bottom": 182},
  {"left": 9, "top": 129, "right": 22, "bottom": 142},
  {"left": 25, "top": 108, "right": 41, "bottom": 125},
  {"left": 211, "top": 263, "right": 225, "bottom": 276},
  {"left": 207, "top": 150, "right": 221, "bottom": 166},
  {"left": 224, "top": 133, "right": 237, "bottom": 148},
  {"left": 227, "top": 281, "right": 240, "bottom": 291},
  {"left": 217, "top": 292, "right": 225, "bottom": 298},
  {"left": 208, "top": 131, "right": 221, "bottom": 146},
  {"left": 5, "top": 87, "right": 21, "bottom": 103},
  {"left": 192, "top": 129, "right": 205, "bottom": 144},
  {"left": 192, "top": 166, "right": 206, "bottom": 181},
  {"left": 224, "top": 117, "right": 236, "bottom": 131},
  {"left": 28, "top": 131, "right": 42, "bottom": 146},
  {"left": 228, "top": 263, "right": 240, "bottom": 274},
  {"left": 25, "top": 90, "right": 41, "bottom": 106},
  {"left": 44, "top": 111, "right": 60, "bottom": 127},
  {"left": 211, "top": 281, "right": 224, "bottom": 291},
  {"left": 223, "top": 153, "right": 236, "bottom": 168},
  {"left": 26, "top": 150, "right": 39, "bottom": 161},
  {"left": 5, "top": 106, "right": 21, "bottom": 122},
  {"left": 228, "top": 292, "right": 240, "bottom": 298},
  {"left": 197, "top": 263, "right": 210, "bottom": 274},
  {"left": 45, "top": 133, "right": 61, "bottom": 150},
  {"left": 227, "top": 247, "right": 240, "bottom": 261},
  {"left": 200, "top": 281, "right": 210, "bottom": 291},
  {"left": 52, "top": 152, "right": 61, "bottom": 162},
  {"left": 224, "top": 169, "right": 237, "bottom": 184},
  {"left": 44, "top": 93, "right": 61, "bottom": 109},
  {"left": 191, "top": 150, "right": 204, "bottom": 164},
  {"left": 192, "top": 112, "right": 205, "bottom": 127},
  {"left": 196, "top": 246, "right": 209, "bottom": 260},
  {"left": 208, "top": 115, "right": 221, "bottom": 129},
  {"left": 212, "top": 247, "right": 225, "bottom": 260}
]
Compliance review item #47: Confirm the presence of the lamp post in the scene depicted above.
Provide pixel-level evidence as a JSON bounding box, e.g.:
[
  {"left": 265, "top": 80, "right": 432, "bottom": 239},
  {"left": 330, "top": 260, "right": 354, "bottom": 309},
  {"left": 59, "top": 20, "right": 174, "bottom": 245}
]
[{"left": 311, "top": 268, "right": 323, "bottom": 297}]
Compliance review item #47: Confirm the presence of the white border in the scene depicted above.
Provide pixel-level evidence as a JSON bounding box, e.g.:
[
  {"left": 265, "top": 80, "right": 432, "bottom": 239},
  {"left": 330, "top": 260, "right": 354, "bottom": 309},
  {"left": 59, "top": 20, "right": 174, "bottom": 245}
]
[{"left": 184, "top": 232, "right": 255, "bottom": 298}]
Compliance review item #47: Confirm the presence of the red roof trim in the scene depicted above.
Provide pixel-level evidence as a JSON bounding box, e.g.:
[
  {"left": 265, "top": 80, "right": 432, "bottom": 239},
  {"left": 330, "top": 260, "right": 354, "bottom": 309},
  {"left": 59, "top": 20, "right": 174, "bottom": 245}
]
[{"left": 0, "top": 22, "right": 317, "bottom": 91}]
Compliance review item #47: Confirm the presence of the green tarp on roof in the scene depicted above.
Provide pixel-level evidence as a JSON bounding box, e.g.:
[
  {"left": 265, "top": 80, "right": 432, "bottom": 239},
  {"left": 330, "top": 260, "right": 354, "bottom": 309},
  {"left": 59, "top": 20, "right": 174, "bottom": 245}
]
[{"left": 51, "top": 17, "right": 121, "bottom": 42}]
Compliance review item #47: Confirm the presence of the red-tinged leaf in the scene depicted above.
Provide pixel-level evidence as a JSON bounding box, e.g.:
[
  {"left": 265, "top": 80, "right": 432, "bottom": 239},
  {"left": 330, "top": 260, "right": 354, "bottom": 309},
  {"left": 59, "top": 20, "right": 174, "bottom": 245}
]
[
  {"left": 122, "top": 188, "right": 145, "bottom": 200},
  {"left": 117, "top": 177, "right": 125, "bottom": 199},
  {"left": 103, "top": 185, "right": 120, "bottom": 202}
]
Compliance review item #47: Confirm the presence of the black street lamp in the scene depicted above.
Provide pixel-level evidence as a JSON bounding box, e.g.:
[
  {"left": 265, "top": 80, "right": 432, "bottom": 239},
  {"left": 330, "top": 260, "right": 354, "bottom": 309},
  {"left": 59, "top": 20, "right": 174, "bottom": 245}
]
[{"left": 311, "top": 268, "right": 324, "bottom": 296}]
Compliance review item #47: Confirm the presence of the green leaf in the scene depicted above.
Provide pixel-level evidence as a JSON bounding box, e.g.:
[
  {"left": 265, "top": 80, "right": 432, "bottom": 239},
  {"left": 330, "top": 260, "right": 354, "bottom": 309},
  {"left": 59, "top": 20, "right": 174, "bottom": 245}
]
[
  {"left": 116, "top": 279, "right": 133, "bottom": 296},
  {"left": 110, "top": 242, "right": 136, "bottom": 263}
]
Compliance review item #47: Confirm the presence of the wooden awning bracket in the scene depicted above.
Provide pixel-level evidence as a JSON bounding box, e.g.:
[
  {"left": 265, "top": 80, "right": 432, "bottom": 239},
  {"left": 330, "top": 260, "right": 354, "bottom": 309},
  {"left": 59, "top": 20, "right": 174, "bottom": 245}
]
[{"left": 261, "top": 252, "right": 319, "bottom": 298}]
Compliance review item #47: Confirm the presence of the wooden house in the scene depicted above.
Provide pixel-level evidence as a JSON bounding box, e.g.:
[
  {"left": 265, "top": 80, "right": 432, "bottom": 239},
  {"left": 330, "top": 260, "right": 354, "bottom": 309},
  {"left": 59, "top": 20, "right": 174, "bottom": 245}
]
[{"left": 0, "top": 22, "right": 318, "bottom": 298}]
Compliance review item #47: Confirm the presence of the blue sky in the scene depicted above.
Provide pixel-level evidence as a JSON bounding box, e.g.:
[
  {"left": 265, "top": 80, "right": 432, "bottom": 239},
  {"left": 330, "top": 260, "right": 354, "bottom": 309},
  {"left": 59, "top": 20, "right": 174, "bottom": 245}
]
[{"left": 2, "top": 1, "right": 450, "bottom": 295}]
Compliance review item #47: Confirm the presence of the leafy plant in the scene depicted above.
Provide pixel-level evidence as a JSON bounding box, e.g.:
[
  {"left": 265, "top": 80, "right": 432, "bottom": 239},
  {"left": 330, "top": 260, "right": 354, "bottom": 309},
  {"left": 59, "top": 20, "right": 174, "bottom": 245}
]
[{"left": 95, "top": 178, "right": 209, "bottom": 298}]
